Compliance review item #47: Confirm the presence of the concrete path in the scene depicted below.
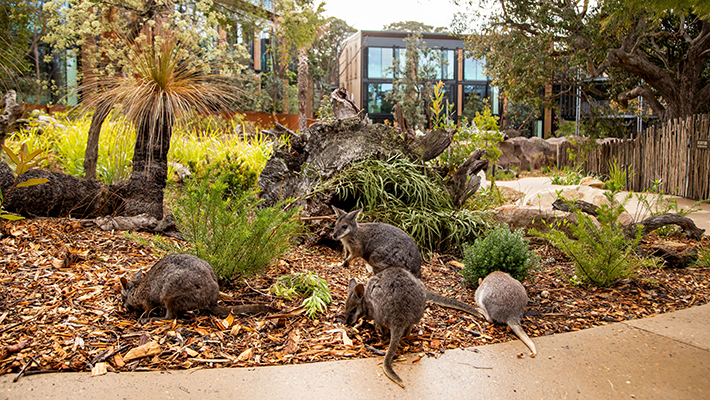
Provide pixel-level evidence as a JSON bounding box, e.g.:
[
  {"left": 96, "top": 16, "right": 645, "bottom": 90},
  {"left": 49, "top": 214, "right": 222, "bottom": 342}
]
[
  {"left": 491, "top": 177, "right": 710, "bottom": 233},
  {"left": 1, "top": 304, "right": 709, "bottom": 399}
]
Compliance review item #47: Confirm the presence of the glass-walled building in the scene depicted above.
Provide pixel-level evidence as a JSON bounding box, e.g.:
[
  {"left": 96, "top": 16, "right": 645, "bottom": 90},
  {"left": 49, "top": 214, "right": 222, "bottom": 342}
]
[{"left": 338, "top": 31, "right": 498, "bottom": 124}]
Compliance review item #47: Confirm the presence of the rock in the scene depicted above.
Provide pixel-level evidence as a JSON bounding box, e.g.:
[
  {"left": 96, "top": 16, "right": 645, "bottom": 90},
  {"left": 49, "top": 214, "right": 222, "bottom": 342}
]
[
  {"left": 489, "top": 205, "right": 577, "bottom": 235},
  {"left": 497, "top": 186, "right": 525, "bottom": 203},
  {"left": 579, "top": 177, "right": 605, "bottom": 189},
  {"left": 524, "top": 185, "right": 611, "bottom": 209}
]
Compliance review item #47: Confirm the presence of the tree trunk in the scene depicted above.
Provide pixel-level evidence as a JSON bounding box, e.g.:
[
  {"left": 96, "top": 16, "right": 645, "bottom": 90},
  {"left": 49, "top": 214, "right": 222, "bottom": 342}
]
[
  {"left": 0, "top": 162, "right": 119, "bottom": 218},
  {"left": 119, "top": 116, "right": 172, "bottom": 219},
  {"left": 82, "top": 100, "right": 111, "bottom": 180},
  {"left": 1, "top": 115, "right": 173, "bottom": 221},
  {"left": 445, "top": 149, "right": 488, "bottom": 208},
  {"left": 297, "top": 48, "right": 308, "bottom": 132},
  {"left": 0, "top": 91, "right": 24, "bottom": 147}
]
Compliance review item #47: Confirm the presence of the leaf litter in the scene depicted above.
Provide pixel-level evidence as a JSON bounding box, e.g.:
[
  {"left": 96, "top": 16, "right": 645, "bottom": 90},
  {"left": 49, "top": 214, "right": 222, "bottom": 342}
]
[{"left": 0, "top": 218, "right": 708, "bottom": 378}]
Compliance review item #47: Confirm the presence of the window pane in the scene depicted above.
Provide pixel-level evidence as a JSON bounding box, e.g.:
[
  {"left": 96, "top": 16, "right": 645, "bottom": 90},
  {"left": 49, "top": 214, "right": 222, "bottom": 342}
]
[
  {"left": 368, "top": 47, "right": 394, "bottom": 79},
  {"left": 443, "top": 50, "right": 454, "bottom": 80},
  {"left": 382, "top": 47, "right": 393, "bottom": 78},
  {"left": 368, "top": 48, "right": 381, "bottom": 79},
  {"left": 464, "top": 57, "right": 487, "bottom": 81},
  {"left": 462, "top": 84, "right": 487, "bottom": 121},
  {"left": 367, "top": 83, "right": 394, "bottom": 114}
]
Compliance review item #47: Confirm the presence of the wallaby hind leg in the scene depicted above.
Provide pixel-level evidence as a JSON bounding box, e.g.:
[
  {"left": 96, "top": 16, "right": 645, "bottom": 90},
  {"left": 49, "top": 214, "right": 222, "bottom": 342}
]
[{"left": 382, "top": 325, "right": 406, "bottom": 388}]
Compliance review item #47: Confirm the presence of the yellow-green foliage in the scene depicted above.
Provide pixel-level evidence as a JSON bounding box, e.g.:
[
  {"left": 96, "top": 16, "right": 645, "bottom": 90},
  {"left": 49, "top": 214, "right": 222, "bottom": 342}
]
[
  {"left": 11, "top": 111, "right": 135, "bottom": 184},
  {"left": 11, "top": 111, "right": 273, "bottom": 186}
]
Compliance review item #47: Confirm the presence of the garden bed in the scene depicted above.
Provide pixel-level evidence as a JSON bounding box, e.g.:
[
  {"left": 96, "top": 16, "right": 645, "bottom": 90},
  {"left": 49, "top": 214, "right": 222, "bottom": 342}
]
[{"left": 1, "top": 218, "right": 708, "bottom": 379}]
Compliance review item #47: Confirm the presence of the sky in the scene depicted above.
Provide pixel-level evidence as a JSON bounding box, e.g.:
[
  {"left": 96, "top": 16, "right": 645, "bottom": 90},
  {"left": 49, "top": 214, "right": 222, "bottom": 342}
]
[{"left": 322, "top": 0, "right": 470, "bottom": 32}]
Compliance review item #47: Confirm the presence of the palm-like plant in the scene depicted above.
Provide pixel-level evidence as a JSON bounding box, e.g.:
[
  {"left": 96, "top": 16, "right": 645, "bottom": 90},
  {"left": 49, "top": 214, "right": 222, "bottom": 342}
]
[{"left": 84, "top": 25, "right": 238, "bottom": 218}]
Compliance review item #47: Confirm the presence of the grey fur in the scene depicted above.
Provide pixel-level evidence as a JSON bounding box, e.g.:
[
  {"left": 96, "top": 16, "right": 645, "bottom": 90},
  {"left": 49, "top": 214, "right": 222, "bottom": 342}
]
[
  {"left": 345, "top": 267, "right": 427, "bottom": 388},
  {"left": 332, "top": 207, "right": 421, "bottom": 278},
  {"left": 475, "top": 271, "right": 537, "bottom": 356},
  {"left": 120, "top": 254, "right": 275, "bottom": 321},
  {"left": 332, "top": 206, "right": 483, "bottom": 318}
]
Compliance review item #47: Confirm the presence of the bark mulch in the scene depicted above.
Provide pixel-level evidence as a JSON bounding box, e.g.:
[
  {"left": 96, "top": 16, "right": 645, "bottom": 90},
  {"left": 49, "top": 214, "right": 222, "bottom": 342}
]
[{"left": 1, "top": 218, "right": 708, "bottom": 380}]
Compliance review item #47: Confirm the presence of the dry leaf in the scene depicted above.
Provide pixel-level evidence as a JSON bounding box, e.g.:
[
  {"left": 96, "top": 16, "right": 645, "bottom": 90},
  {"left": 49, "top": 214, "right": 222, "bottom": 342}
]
[
  {"left": 91, "top": 362, "right": 108, "bottom": 377},
  {"left": 113, "top": 354, "right": 125, "bottom": 368},
  {"left": 237, "top": 348, "right": 253, "bottom": 362},
  {"left": 123, "top": 341, "right": 161, "bottom": 362}
]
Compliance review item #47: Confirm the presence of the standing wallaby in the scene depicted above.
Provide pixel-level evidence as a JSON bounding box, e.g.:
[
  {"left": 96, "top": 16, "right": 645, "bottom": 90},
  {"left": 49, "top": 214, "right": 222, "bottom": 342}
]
[
  {"left": 332, "top": 206, "right": 484, "bottom": 319},
  {"left": 120, "top": 254, "right": 276, "bottom": 321},
  {"left": 345, "top": 267, "right": 427, "bottom": 388},
  {"left": 475, "top": 271, "right": 537, "bottom": 356}
]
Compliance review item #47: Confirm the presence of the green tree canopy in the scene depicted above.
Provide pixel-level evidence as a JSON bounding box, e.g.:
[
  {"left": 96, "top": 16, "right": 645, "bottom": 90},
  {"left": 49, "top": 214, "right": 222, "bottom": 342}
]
[
  {"left": 462, "top": 0, "right": 710, "bottom": 122},
  {"left": 382, "top": 20, "right": 449, "bottom": 33}
]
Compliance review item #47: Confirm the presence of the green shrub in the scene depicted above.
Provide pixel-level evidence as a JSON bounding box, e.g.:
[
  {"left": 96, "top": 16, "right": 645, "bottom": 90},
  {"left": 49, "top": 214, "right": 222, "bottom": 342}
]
[
  {"left": 461, "top": 224, "right": 539, "bottom": 286},
  {"left": 604, "top": 157, "right": 630, "bottom": 192},
  {"left": 532, "top": 194, "right": 653, "bottom": 287},
  {"left": 191, "top": 152, "right": 259, "bottom": 198},
  {"left": 172, "top": 179, "right": 301, "bottom": 281},
  {"left": 325, "top": 156, "right": 489, "bottom": 252}
]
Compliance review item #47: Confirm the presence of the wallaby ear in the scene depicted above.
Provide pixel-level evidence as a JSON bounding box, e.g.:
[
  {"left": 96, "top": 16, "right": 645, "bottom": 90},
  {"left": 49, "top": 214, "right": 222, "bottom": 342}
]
[
  {"left": 120, "top": 277, "right": 128, "bottom": 289},
  {"left": 348, "top": 208, "right": 363, "bottom": 221},
  {"left": 478, "top": 277, "right": 482, "bottom": 286},
  {"left": 332, "top": 206, "right": 345, "bottom": 217},
  {"left": 355, "top": 283, "right": 365, "bottom": 298},
  {"left": 348, "top": 278, "right": 357, "bottom": 292}
]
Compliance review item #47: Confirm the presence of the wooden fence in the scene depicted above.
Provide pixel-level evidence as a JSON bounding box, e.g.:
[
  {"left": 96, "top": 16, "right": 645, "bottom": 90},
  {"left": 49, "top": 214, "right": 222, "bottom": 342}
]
[{"left": 559, "top": 114, "right": 710, "bottom": 200}]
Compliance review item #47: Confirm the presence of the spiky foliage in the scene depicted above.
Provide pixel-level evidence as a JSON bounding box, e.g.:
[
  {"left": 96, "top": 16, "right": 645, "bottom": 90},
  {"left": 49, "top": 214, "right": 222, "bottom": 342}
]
[
  {"left": 324, "top": 156, "right": 489, "bottom": 252},
  {"left": 532, "top": 194, "right": 654, "bottom": 287},
  {"left": 82, "top": 23, "right": 240, "bottom": 217},
  {"left": 85, "top": 28, "right": 239, "bottom": 157},
  {"left": 172, "top": 179, "right": 302, "bottom": 281}
]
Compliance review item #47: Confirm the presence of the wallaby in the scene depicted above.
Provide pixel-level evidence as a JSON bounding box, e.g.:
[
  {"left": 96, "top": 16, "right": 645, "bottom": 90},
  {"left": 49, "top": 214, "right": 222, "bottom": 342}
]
[
  {"left": 475, "top": 271, "right": 537, "bottom": 356},
  {"left": 332, "top": 206, "right": 484, "bottom": 319},
  {"left": 345, "top": 267, "right": 427, "bottom": 388},
  {"left": 120, "top": 254, "right": 276, "bottom": 321}
]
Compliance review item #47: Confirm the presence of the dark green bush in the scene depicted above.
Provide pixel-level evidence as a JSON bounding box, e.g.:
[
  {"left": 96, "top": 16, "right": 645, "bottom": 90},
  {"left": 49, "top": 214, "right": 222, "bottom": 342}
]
[
  {"left": 173, "top": 179, "right": 301, "bottom": 281},
  {"left": 461, "top": 224, "right": 538, "bottom": 286}
]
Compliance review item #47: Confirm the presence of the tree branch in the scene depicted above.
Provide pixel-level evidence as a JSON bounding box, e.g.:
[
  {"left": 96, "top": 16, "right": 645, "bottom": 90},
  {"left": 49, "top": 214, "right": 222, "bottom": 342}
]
[{"left": 617, "top": 84, "right": 666, "bottom": 118}]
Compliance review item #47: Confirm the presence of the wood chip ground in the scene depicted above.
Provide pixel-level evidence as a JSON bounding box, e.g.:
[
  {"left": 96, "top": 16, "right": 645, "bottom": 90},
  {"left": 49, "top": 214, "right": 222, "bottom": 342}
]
[{"left": 1, "top": 219, "right": 708, "bottom": 378}]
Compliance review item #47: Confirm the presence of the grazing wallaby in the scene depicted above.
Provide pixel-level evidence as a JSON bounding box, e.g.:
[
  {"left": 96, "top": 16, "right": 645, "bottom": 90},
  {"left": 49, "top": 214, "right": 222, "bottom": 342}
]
[
  {"left": 475, "top": 271, "right": 537, "bottom": 356},
  {"left": 332, "top": 206, "right": 484, "bottom": 319},
  {"left": 345, "top": 267, "right": 427, "bottom": 388},
  {"left": 120, "top": 254, "right": 276, "bottom": 321}
]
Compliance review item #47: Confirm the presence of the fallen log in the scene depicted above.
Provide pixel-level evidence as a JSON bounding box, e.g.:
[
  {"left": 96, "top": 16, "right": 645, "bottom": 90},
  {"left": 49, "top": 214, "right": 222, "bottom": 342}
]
[{"left": 626, "top": 213, "right": 705, "bottom": 241}]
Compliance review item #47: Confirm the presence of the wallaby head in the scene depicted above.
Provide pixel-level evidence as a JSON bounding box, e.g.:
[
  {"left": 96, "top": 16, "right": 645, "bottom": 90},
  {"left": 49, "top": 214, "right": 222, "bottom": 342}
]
[
  {"left": 120, "top": 270, "right": 144, "bottom": 311},
  {"left": 345, "top": 279, "right": 368, "bottom": 326},
  {"left": 331, "top": 206, "right": 361, "bottom": 241}
]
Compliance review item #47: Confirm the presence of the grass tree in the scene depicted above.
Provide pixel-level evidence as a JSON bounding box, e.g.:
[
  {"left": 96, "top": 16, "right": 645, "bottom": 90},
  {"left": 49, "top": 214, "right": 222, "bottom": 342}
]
[{"left": 83, "top": 25, "right": 237, "bottom": 218}]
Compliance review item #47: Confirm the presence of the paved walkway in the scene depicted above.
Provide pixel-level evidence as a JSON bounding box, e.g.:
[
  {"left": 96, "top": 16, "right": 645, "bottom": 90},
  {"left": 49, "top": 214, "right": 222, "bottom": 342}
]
[{"left": 1, "top": 304, "right": 709, "bottom": 399}]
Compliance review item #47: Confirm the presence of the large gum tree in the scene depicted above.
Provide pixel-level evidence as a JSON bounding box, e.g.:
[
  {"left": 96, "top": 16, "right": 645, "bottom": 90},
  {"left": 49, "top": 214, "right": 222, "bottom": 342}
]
[{"left": 462, "top": 0, "right": 710, "bottom": 123}]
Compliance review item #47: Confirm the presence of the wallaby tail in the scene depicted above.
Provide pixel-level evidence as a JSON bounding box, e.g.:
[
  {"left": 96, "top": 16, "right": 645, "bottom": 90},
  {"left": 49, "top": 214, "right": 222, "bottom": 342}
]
[
  {"left": 383, "top": 326, "right": 406, "bottom": 388},
  {"left": 212, "top": 304, "right": 278, "bottom": 318},
  {"left": 426, "top": 292, "right": 485, "bottom": 319},
  {"left": 508, "top": 321, "right": 537, "bottom": 356}
]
